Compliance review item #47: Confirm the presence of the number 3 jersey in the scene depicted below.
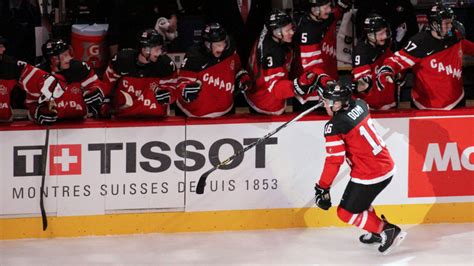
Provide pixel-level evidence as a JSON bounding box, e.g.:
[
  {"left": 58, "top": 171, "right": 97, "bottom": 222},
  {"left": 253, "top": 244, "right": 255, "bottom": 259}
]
[{"left": 318, "top": 99, "right": 395, "bottom": 189}]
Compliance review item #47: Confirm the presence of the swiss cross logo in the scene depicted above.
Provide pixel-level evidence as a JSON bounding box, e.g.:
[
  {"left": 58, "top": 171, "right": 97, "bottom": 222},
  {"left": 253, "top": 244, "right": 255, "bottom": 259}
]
[
  {"left": 408, "top": 118, "right": 474, "bottom": 197},
  {"left": 49, "top": 144, "right": 82, "bottom": 175}
]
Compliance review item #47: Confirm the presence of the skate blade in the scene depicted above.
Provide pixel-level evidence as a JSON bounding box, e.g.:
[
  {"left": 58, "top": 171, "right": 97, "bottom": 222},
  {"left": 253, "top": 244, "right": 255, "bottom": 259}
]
[{"left": 381, "top": 231, "right": 407, "bottom": 256}]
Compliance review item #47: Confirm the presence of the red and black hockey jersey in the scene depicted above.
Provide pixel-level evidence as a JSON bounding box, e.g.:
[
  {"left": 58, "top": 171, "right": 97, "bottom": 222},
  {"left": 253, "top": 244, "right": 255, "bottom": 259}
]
[
  {"left": 383, "top": 31, "right": 474, "bottom": 110},
  {"left": 103, "top": 49, "right": 178, "bottom": 118},
  {"left": 319, "top": 99, "right": 395, "bottom": 189},
  {"left": 7, "top": 61, "right": 66, "bottom": 121},
  {"left": 176, "top": 44, "right": 241, "bottom": 118},
  {"left": 0, "top": 55, "right": 22, "bottom": 121},
  {"left": 245, "top": 34, "right": 294, "bottom": 115},
  {"left": 352, "top": 40, "right": 396, "bottom": 110},
  {"left": 293, "top": 7, "right": 345, "bottom": 81},
  {"left": 37, "top": 59, "right": 104, "bottom": 119}
]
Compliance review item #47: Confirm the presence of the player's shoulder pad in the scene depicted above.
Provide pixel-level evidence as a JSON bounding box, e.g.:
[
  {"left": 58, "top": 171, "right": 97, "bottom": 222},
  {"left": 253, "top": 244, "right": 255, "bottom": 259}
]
[
  {"left": 0, "top": 55, "right": 23, "bottom": 79},
  {"left": 354, "top": 98, "right": 370, "bottom": 112},
  {"left": 155, "top": 54, "right": 177, "bottom": 76},
  {"left": 295, "top": 15, "right": 325, "bottom": 44},
  {"left": 262, "top": 36, "right": 288, "bottom": 69},
  {"left": 329, "top": 99, "right": 369, "bottom": 134},
  {"left": 36, "top": 61, "right": 50, "bottom": 71},
  {"left": 112, "top": 49, "right": 138, "bottom": 73},
  {"left": 403, "top": 31, "right": 434, "bottom": 58},
  {"left": 339, "top": 98, "right": 369, "bottom": 123},
  {"left": 324, "top": 118, "right": 346, "bottom": 137},
  {"left": 352, "top": 40, "right": 377, "bottom": 67},
  {"left": 69, "top": 59, "right": 92, "bottom": 79},
  {"left": 181, "top": 45, "right": 208, "bottom": 71}
]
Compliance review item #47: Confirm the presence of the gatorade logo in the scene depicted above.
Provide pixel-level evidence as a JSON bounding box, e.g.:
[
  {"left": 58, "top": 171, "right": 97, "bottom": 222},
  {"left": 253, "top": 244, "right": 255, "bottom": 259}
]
[{"left": 88, "top": 44, "right": 100, "bottom": 56}]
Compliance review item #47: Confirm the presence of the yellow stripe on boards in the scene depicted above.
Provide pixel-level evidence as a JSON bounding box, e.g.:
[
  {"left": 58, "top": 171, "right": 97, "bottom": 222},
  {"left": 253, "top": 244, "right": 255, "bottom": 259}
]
[{"left": 1, "top": 203, "right": 472, "bottom": 240}]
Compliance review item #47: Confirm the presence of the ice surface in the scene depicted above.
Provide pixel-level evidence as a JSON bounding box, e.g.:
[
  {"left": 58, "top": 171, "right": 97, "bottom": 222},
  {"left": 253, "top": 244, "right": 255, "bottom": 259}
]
[{"left": 1, "top": 223, "right": 473, "bottom": 265}]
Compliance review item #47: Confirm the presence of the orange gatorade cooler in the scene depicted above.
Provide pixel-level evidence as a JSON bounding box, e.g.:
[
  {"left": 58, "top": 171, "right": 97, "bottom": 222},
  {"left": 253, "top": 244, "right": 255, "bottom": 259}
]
[{"left": 71, "top": 24, "right": 109, "bottom": 69}]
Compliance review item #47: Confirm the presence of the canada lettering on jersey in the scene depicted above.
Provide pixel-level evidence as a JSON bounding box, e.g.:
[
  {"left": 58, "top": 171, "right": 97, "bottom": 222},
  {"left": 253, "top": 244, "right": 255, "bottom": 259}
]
[
  {"left": 429, "top": 59, "right": 462, "bottom": 79},
  {"left": 122, "top": 80, "right": 157, "bottom": 109},
  {"left": 202, "top": 73, "right": 234, "bottom": 92},
  {"left": 322, "top": 42, "right": 336, "bottom": 58},
  {"left": 56, "top": 100, "right": 84, "bottom": 111},
  {"left": 0, "top": 103, "right": 8, "bottom": 109}
]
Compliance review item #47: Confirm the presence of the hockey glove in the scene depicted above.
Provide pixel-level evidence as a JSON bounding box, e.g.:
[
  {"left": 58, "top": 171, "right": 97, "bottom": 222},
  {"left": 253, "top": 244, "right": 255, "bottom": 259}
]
[
  {"left": 34, "top": 100, "right": 58, "bottom": 125},
  {"left": 294, "top": 71, "right": 318, "bottom": 96},
  {"left": 452, "top": 20, "right": 465, "bottom": 40},
  {"left": 234, "top": 69, "right": 252, "bottom": 96},
  {"left": 317, "top": 79, "right": 336, "bottom": 99},
  {"left": 182, "top": 82, "right": 202, "bottom": 103},
  {"left": 83, "top": 88, "right": 104, "bottom": 106},
  {"left": 376, "top": 66, "right": 394, "bottom": 91},
  {"left": 83, "top": 89, "right": 105, "bottom": 117},
  {"left": 314, "top": 184, "right": 332, "bottom": 210},
  {"left": 155, "top": 89, "right": 172, "bottom": 105},
  {"left": 355, "top": 76, "right": 372, "bottom": 94}
]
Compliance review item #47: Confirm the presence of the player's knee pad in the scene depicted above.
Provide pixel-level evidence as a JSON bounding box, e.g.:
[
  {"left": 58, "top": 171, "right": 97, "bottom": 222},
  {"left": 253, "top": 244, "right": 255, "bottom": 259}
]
[
  {"left": 337, "top": 206, "right": 371, "bottom": 229},
  {"left": 336, "top": 206, "right": 354, "bottom": 224}
]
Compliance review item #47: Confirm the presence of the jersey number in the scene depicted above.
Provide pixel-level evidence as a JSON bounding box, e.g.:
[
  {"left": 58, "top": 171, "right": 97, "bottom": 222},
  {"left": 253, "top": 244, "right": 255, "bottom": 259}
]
[
  {"left": 266, "top": 56, "right": 273, "bottom": 67},
  {"left": 301, "top": 33, "right": 308, "bottom": 43},
  {"left": 359, "top": 118, "right": 386, "bottom": 155},
  {"left": 405, "top": 41, "right": 417, "bottom": 52},
  {"left": 354, "top": 55, "right": 360, "bottom": 66}
]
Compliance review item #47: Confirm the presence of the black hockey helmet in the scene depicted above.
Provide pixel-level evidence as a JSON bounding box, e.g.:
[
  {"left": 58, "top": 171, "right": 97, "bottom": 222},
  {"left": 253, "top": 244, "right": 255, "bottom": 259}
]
[
  {"left": 428, "top": 3, "right": 455, "bottom": 37},
  {"left": 138, "top": 28, "right": 164, "bottom": 48},
  {"left": 265, "top": 9, "right": 293, "bottom": 32},
  {"left": 41, "top": 39, "right": 70, "bottom": 59},
  {"left": 202, "top": 23, "right": 228, "bottom": 43},
  {"left": 307, "top": 0, "right": 331, "bottom": 7},
  {"left": 322, "top": 81, "right": 352, "bottom": 107},
  {"left": 363, "top": 14, "right": 391, "bottom": 44},
  {"left": 201, "top": 23, "right": 230, "bottom": 55},
  {"left": 307, "top": 0, "right": 332, "bottom": 18}
]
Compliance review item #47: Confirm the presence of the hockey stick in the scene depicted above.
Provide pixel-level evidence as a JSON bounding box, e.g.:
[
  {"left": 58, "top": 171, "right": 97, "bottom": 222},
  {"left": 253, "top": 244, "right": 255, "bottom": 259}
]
[
  {"left": 40, "top": 125, "right": 50, "bottom": 231},
  {"left": 196, "top": 101, "right": 324, "bottom": 194},
  {"left": 38, "top": 84, "right": 60, "bottom": 231}
]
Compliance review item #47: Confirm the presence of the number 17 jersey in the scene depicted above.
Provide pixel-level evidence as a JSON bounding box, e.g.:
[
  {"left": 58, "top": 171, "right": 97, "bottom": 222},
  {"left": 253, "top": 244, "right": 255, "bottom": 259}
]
[{"left": 318, "top": 99, "right": 395, "bottom": 189}]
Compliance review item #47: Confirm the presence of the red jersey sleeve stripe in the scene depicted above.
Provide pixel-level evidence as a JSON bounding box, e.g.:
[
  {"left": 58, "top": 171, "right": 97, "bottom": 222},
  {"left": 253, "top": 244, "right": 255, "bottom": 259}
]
[
  {"left": 353, "top": 65, "right": 372, "bottom": 79},
  {"left": 264, "top": 72, "right": 285, "bottom": 82},
  {"left": 394, "top": 51, "right": 416, "bottom": 66},
  {"left": 301, "top": 50, "right": 322, "bottom": 58},
  {"left": 81, "top": 74, "right": 99, "bottom": 87},
  {"left": 325, "top": 140, "right": 344, "bottom": 147}
]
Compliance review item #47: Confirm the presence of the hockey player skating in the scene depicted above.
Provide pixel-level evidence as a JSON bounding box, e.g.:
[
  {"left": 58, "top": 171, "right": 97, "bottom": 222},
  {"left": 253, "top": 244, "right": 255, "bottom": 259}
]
[
  {"left": 245, "top": 9, "right": 331, "bottom": 115},
  {"left": 376, "top": 3, "right": 474, "bottom": 110},
  {"left": 176, "top": 23, "right": 251, "bottom": 118},
  {"left": 352, "top": 14, "right": 399, "bottom": 110},
  {"left": 314, "top": 82, "right": 406, "bottom": 255},
  {"left": 38, "top": 39, "right": 106, "bottom": 119},
  {"left": 103, "top": 29, "right": 178, "bottom": 118}
]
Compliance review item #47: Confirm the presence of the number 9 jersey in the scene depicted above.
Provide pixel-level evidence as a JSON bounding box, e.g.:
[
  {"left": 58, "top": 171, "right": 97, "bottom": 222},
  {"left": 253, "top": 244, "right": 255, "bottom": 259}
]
[{"left": 318, "top": 98, "right": 395, "bottom": 189}]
